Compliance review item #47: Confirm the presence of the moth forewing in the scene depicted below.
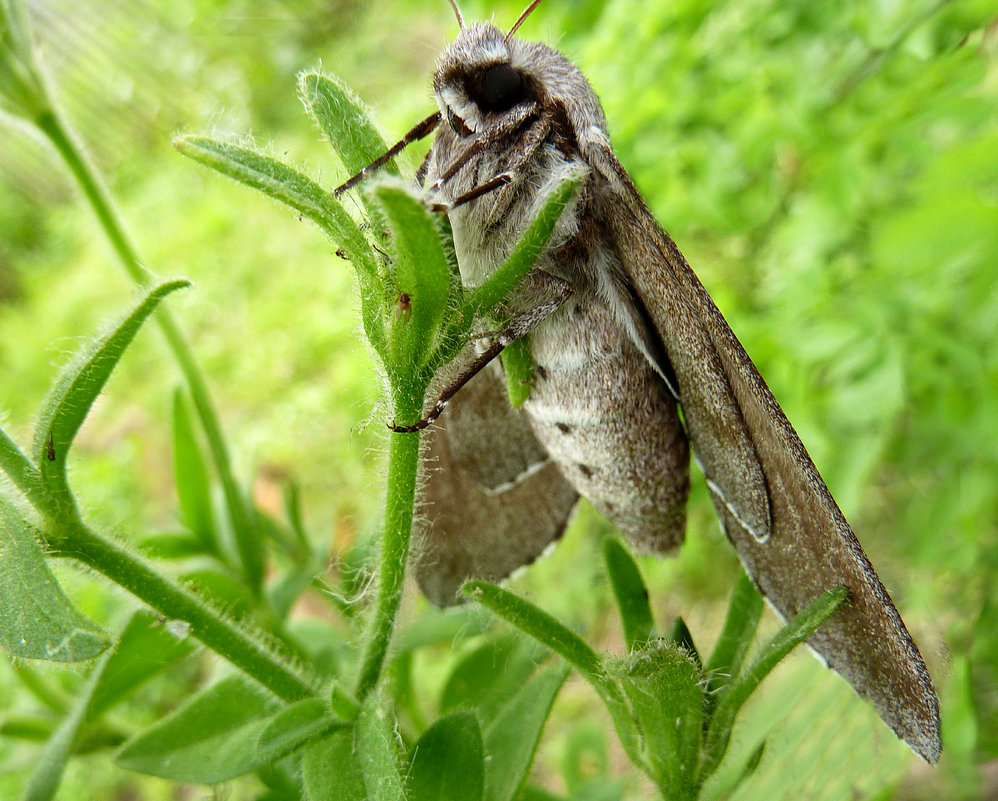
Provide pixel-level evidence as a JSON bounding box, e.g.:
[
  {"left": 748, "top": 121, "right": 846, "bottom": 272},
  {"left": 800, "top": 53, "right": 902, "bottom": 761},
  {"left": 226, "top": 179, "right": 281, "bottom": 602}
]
[{"left": 343, "top": 5, "right": 941, "bottom": 765}]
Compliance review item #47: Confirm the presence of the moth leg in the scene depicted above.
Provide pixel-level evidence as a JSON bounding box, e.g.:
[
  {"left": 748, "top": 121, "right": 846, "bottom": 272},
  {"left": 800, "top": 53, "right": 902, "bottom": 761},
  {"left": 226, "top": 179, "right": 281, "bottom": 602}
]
[
  {"left": 483, "top": 114, "right": 556, "bottom": 227},
  {"left": 430, "top": 172, "right": 513, "bottom": 213},
  {"left": 333, "top": 111, "right": 441, "bottom": 196},
  {"left": 432, "top": 115, "right": 553, "bottom": 215},
  {"left": 431, "top": 103, "right": 541, "bottom": 191},
  {"left": 390, "top": 272, "right": 573, "bottom": 433}
]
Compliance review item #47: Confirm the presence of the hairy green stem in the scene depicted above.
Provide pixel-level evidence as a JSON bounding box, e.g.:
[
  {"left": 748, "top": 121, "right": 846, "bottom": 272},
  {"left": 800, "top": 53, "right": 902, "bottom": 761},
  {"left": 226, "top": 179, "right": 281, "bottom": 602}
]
[
  {"left": 34, "top": 108, "right": 261, "bottom": 593},
  {"left": 352, "top": 388, "right": 423, "bottom": 698},
  {"left": 61, "top": 521, "right": 314, "bottom": 702}
]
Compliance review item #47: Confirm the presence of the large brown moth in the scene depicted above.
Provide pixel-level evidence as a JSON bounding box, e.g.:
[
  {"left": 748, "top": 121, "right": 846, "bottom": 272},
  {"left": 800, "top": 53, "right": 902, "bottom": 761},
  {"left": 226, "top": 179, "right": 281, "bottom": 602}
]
[{"left": 336, "top": 0, "right": 941, "bottom": 763}]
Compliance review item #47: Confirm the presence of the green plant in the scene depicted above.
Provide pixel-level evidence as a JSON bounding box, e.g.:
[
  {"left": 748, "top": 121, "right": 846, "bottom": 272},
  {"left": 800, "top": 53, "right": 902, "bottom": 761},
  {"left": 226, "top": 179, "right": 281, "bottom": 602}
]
[
  {"left": 0, "top": 11, "right": 850, "bottom": 792},
  {"left": 9, "top": 2, "right": 959, "bottom": 799}
]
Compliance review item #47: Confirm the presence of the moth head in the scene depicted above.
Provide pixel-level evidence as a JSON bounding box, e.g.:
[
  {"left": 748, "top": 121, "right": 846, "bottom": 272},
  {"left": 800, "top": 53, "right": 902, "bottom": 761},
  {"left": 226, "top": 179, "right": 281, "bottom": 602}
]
[{"left": 433, "top": 23, "right": 536, "bottom": 138}]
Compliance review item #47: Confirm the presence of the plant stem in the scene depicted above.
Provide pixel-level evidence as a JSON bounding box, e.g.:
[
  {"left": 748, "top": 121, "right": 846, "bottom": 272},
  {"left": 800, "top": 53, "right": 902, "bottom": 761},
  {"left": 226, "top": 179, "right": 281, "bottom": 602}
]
[
  {"left": 352, "top": 388, "right": 423, "bottom": 699},
  {"left": 34, "top": 108, "right": 261, "bottom": 594},
  {"left": 61, "top": 520, "right": 315, "bottom": 702}
]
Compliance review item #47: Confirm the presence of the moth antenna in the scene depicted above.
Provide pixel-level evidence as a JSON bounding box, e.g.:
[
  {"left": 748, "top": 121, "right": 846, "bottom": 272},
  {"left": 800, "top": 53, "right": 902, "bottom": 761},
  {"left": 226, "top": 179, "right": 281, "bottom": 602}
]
[
  {"left": 506, "top": 0, "right": 544, "bottom": 41},
  {"left": 446, "top": 0, "right": 465, "bottom": 29}
]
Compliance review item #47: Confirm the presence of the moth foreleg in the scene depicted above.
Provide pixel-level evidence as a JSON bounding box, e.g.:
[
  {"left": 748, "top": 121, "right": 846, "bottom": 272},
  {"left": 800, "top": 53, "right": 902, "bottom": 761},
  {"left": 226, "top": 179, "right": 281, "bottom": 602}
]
[
  {"left": 430, "top": 103, "right": 543, "bottom": 191},
  {"left": 389, "top": 271, "right": 572, "bottom": 433},
  {"left": 430, "top": 172, "right": 513, "bottom": 213},
  {"left": 431, "top": 116, "right": 553, "bottom": 214}
]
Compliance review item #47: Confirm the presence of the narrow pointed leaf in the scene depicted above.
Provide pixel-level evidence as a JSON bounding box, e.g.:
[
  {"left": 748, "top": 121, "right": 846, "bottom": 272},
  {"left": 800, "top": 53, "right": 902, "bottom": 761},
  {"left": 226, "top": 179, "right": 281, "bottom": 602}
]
[
  {"left": 20, "top": 610, "right": 191, "bottom": 801},
  {"left": 463, "top": 581, "right": 601, "bottom": 683},
  {"left": 440, "top": 632, "right": 546, "bottom": 723},
  {"left": 0, "top": 499, "right": 107, "bottom": 662},
  {"left": 603, "top": 538, "right": 655, "bottom": 649},
  {"left": 0, "top": 714, "right": 56, "bottom": 742},
  {"left": 283, "top": 479, "right": 309, "bottom": 554},
  {"left": 700, "top": 585, "right": 848, "bottom": 780},
  {"left": 20, "top": 652, "right": 100, "bottom": 801},
  {"left": 462, "top": 166, "right": 586, "bottom": 321},
  {"left": 87, "top": 611, "right": 194, "bottom": 720},
  {"left": 409, "top": 711, "right": 484, "bottom": 801},
  {"left": 174, "top": 136, "right": 377, "bottom": 290},
  {"left": 172, "top": 389, "right": 217, "bottom": 554},
  {"left": 484, "top": 663, "right": 569, "bottom": 801},
  {"left": 705, "top": 569, "right": 763, "bottom": 695},
  {"left": 356, "top": 694, "right": 406, "bottom": 801},
  {"left": 116, "top": 675, "right": 336, "bottom": 782},
  {"left": 665, "top": 617, "right": 701, "bottom": 668},
  {"left": 303, "top": 727, "right": 366, "bottom": 801},
  {"left": 499, "top": 338, "right": 533, "bottom": 408},
  {"left": 139, "top": 532, "right": 208, "bottom": 560},
  {"left": 174, "top": 136, "right": 387, "bottom": 356},
  {"left": 32, "top": 280, "right": 189, "bottom": 496},
  {"left": 297, "top": 70, "right": 398, "bottom": 179},
  {"left": 370, "top": 180, "right": 453, "bottom": 373}
]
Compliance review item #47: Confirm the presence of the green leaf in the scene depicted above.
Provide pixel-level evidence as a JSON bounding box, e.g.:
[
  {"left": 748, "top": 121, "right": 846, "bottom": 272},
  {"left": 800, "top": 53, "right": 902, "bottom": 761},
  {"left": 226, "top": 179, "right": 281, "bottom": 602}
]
[
  {"left": 603, "top": 538, "right": 655, "bottom": 649},
  {"left": 116, "top": 674, "right": 336, "bottom": 782},
  {"left": 139, "top": 531, "right": 208, "bottom": 560},
  {"left": 700, "top": 585, "right": 848, "bottom": 781},
  {"left": 705, "top": 569, "right": 763, "bottom": 697},
  {"left": 0, "top": 714, "right": 56, "bottom": 742},
  {"left": 87, "top": 611, "right": 194, "bottom": 720},
  {"left": 463, "top": 582, "right": 602, "bottom": 684},
  {"left": 302, "top": 727, "right": 366, "bottom": 801},
  {"left": 283, "top": 479, "right": 310, "bottom": 555},
  {"left": 560, "top": 723, "right": 626, "bottom": 801},
  {"left": 516, "top": 788, "right": 566, "bottom": 801},
  {"left": 665, "top": 617, "right": 701, "bottom": 668},
  {"left": 174, "top": 136, "right": 386, "bottom": 356},
  {"left": 19, "top": 610, "right": 192, "bottom": 801},
  {"left": 172, "top": 389, "right": 218, "bottom": 555},
  {"left": 370, "top": 180, "right": 454, "bottom": 375},
  {"left": 181, "top": 568, "right": 256, "bottom": 619},
  {"left": 356, "top": 693, "right": 406, "bottom": 801},
  {"left": 612, "top": 640, "right": 703, "bottom": 799},
  {"left": 297, "top": 70, "right": 398, "bottom": 180},
  {"left": 174, "top": 136, "right": 376, "bottom": 283},
  {"left": 499, "top": 337, "right": 533, "bottom": 408},
  {"left": 440, "top": 632, "right": 546, "bottom": 724},
  {"left": 393, "top": 605, "right": 491, "bottom": 654},
  {"left": 20, "top": 652, "right": 101, "bottom": 801},
  {"left": 409, "top": 712, "right": 484, "bottom": 801},
  {"left": 268, "top": 551, "right": 326, "bottom": 621},
  {"left": 32, "top": 279, "right": 189, "bottom": 499},
  {"left": 462, "top": 166, "right": 585, "bottom": 321},
  {"left": 483, "top": 663, "right": 569, "bottom": 801},
  {"left": 0, "top": 498, "right": 107, "bottom": 662}
]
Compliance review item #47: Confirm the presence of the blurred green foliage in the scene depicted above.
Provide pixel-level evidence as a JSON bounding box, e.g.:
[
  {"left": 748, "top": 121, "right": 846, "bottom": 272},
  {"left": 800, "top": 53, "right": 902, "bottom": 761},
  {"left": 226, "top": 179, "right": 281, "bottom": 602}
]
[{"left": 1, "top": 0, "right": 996, "bottom": 798}]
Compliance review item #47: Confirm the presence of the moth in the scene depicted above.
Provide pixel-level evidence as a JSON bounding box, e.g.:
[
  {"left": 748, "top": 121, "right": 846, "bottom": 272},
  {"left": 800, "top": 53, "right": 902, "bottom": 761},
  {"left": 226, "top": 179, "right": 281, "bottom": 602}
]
[{"left": 336, "top": 0, "right": 941, "bottom": 763}]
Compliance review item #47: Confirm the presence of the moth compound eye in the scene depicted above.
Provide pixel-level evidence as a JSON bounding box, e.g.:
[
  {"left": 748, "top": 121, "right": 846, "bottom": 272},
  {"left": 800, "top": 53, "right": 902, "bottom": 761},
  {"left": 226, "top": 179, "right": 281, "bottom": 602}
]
[{"left": 480, "top": 63, "right": 524, "bottom": 111}]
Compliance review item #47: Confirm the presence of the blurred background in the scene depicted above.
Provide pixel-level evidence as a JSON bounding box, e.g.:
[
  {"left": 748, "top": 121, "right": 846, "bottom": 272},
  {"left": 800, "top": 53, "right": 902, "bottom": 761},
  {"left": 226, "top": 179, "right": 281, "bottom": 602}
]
[{"left": 1, "top": 0, "right": 996, "bottom": 798}]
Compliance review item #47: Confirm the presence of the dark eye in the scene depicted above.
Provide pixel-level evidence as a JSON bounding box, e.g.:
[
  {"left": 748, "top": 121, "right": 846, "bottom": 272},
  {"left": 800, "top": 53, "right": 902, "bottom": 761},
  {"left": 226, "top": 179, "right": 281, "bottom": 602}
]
[{"left": 480, "top": 63, "right": 524, "bottom": 111}]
